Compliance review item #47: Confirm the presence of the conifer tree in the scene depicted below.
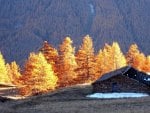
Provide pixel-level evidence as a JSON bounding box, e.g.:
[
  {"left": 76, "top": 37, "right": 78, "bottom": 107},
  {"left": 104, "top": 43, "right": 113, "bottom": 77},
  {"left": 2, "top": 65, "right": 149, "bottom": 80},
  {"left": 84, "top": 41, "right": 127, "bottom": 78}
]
[
  {"left": 95, "top": 44, "right": 114, "bottom": 77},
  {"left": 40, "top": 41, "right": 58, "bottom": 72},
  {"left": 95, "top": 49, "right": 105, "bottom": 78},
  {"left": 126, "top": 44, "right": 140, "bottom": 65},
  {"left": 76, "top": 35, "right": 96, "bottom": 83},
  {"left": 133, "top": 53, "right": 146, "bottom": 70},
  {"left": 96, "top": 42, "right": 126, "bottom": 78},
  {"left": 57, "top": 37, "right": 77, "bottom": 87},
  {"left": 0, "top": 52, "right": 10, "bottom": 83},
  {"left": 20, "top": 52, "right": 58, "bottom": 95},
  {"left": 142, "top": 56, "right": 150, "bottom": 72},
  {"left": 112, "top": 42, "right": 127, "bottom": 69},
  {"left": 126, "top": 44, "right": 146, "bottom": 70},
  {"left": 6, "top": 61, "right": 21, "bottom": 85}
]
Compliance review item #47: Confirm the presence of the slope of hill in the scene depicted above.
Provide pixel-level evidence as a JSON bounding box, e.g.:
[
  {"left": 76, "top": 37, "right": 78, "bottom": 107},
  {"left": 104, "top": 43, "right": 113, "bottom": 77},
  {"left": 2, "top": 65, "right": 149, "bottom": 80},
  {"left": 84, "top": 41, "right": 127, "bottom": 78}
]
[
  {"left": 1, "top": 84, "right": 150, "bottom": 113},
  {"left": 0, "top": 0, "right": 150, "bottom": 64}
]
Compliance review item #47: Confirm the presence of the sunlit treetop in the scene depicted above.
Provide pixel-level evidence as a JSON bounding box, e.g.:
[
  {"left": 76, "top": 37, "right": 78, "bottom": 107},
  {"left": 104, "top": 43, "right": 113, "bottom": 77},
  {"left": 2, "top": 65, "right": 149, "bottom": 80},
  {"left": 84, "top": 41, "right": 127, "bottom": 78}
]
[{"left": 0, "top": 52, "right": 10, "bottom": 83}]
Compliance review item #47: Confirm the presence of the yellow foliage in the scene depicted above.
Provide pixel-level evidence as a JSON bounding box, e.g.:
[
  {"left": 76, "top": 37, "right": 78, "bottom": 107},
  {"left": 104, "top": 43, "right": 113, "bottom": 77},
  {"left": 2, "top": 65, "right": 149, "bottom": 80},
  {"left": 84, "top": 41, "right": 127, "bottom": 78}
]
[
  {"left": 142, "top": 56, "right": 150, "bottom": 72},
  {"left": 20, "top": 52, "right": 58, "bottom": 96},
  {"left": 126, "top": 44, "right": 140, "bottom": 65},
  {"left": 0, "top": 52, "right": 11, "bottom": 83},
  {"left": 57, "top": 37, "right": 77, "bottom": 87},
  {"left": 126, "top": 44, "right": 147, "bottom": 71},
  {"left": 6, "top": 61, "right": 21, "bottom": 85},
  {"left": 40, "top": 41, "right": 58, "bottom": 73},
  {"left": 112, "top": 42, "right": 127, "bottom": 69},
  {"left": 96, "top": 42, "right": 126, "bottom": 78},
  {"left": 0, "top": 37, "right": 150, "bottom": 96},
  {"left": 76, "top": 35, "right": 96, "bottom": 83}
]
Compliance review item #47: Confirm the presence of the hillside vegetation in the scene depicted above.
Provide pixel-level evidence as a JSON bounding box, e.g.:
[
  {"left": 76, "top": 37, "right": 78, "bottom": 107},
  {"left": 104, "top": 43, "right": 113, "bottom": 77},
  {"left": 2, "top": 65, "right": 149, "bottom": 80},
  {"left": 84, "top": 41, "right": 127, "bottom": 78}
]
[
  {"left": 0, "top": 0, "right": 150, "bottom": 64},
  {"left": 0, "top": 36, "right": 150, "bottom": 96}
]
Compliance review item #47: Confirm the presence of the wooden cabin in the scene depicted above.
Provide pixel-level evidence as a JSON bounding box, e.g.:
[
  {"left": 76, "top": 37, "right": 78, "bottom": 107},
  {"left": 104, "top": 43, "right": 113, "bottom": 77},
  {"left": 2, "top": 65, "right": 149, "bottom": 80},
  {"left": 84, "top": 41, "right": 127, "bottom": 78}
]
[{"left": 92, "top": 66, "right": 150, "bottom": 93}]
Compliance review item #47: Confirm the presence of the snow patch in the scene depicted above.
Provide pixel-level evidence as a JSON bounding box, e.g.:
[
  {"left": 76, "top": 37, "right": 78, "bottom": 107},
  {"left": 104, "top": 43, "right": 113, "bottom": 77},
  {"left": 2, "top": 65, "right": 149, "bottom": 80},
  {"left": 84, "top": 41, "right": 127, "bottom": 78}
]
[
  {"left": 2, "top": 95, "right": 26, "bottom": 100},
  {"left": 144, "top": 78, "right": 150, "bottom": 81},
  {"left": 89, "top": 4, "right": 95, "bottom": 14},
  {"left": 147, "top": 72, "right": 150, "bottom": 75},
  {"left": 86, "top": 93, "right": 149, "bottom": 99}
]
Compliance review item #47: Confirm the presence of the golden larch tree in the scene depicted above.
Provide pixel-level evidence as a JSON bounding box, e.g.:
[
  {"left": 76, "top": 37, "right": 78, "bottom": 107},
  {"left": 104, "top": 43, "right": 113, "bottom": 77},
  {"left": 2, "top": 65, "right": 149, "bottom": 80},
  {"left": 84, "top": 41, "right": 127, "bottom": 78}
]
[
  {"left": 142, "top": 56, "right": 150, "bottom": 73},
  {"left": 96, "top": 42, "right": 126, "bottom": 78},
  {"left": 133, "top": 53, "right": 146, "bottom": 71},
  {"left": 20, "top": 52, "right": 58, "bottom": 96},
  {"left": 40, "top": 41, "right": 58, "bottom": 73},
  {"left": 126, "top": 44, "right": 140, "bottom": 65},
  {"left": 95, "top": 44, "right": 114, "bottom": 77},
  {"left": 76, "top": 35, "right": 96, "bottom": 83},
  {"left": 111, "top": 42, "right": 127, "bottom": 69},
  {"left": 95, "top": 49, "right": 105, "bottom": 78},
  {"left": 126, "top": 44, "right": 146, "bottom": 70},
  {"left": 6, "top": 61, "right": 21, "bottom": 85},
  {"left": 0, "top": 52, "right": 10, "bottom": 83},
  {"left": 57, "top": 37, "right": 77, "bottom": 87}
]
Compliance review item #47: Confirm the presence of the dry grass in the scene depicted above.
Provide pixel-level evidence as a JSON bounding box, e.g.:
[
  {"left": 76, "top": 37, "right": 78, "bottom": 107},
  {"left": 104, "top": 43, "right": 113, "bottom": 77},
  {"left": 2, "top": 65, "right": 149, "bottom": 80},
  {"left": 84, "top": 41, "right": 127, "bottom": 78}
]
[{"left": 1, "top": 84, "right": 150, "bottom": 113}]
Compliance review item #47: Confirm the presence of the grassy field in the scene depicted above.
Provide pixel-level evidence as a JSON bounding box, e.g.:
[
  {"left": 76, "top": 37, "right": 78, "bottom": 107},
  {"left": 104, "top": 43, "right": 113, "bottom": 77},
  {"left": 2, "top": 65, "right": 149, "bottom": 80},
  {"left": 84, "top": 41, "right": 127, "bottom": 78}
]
[{"left": 1, "top": 85, "right": 150, "bottom": 113}]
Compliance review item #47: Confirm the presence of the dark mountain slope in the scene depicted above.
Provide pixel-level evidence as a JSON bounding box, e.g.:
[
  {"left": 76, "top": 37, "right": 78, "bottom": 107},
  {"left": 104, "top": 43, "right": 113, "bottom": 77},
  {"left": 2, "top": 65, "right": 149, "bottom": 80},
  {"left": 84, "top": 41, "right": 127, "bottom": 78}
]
[{"left": 0, "top": 0, "right": 150, "bottom": 64}]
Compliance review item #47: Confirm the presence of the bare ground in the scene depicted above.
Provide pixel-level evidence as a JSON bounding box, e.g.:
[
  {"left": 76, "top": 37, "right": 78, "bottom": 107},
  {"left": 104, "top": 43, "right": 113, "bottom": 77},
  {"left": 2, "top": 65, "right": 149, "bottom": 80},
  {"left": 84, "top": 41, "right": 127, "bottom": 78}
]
[{"left": 1, "top": 84, "right": 150, "bottom": 113}]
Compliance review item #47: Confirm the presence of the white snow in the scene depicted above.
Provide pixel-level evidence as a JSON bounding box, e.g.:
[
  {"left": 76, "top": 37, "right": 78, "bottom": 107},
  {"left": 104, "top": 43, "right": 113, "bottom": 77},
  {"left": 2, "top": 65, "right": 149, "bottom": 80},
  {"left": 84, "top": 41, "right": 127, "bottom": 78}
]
[
  {"left": 2, "top": 95, "right": 26, "bottom": 100},
  {"left": 86, "top": 93, "right": 149, "bottom": 99},
  {"left": 89, "top": 4, "right": 95, "bottom": 14},
  {"left": 147, "top": 72, "right": 150, "bottom": 75},
  {"left": 144, "top": 78, "right": 150, "bottom": 81}
]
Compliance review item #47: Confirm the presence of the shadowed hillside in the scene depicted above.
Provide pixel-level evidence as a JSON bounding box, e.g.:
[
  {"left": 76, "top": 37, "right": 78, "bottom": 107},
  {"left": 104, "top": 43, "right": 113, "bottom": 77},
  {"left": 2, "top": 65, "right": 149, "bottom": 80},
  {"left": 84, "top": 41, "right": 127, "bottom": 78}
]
[
  {"left": 0, "top": 0, "right": 150, "bottom": 64},
  {"left": 1, "top": 84, "right": 150, "bottom": 113}
]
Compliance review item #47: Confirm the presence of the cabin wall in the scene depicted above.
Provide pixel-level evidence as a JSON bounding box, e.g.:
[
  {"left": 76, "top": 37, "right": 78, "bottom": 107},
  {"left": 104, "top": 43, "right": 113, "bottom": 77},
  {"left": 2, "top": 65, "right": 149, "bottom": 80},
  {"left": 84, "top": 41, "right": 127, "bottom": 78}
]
[{"left": 93, "top": 75, "right": 150, "bottom": 93}]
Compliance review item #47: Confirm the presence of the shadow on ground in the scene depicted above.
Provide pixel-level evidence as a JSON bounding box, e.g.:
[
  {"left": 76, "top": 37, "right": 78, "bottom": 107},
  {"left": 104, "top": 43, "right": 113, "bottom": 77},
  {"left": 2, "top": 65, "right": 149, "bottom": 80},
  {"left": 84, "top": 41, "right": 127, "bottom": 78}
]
[{"left": 1, "top": 84, "right": 150, "bottom": 113}]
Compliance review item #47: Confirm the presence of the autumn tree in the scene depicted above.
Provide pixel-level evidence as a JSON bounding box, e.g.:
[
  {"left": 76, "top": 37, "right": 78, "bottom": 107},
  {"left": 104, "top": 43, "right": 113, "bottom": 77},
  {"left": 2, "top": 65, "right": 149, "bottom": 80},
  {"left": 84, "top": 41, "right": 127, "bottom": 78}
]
[
  {"left": 6, "top": 61, "right": 21, "bottom": 85},
  {"left": 95, "top": 44, "right": 114, "bottom": 77},
  {"left": 40, "top": 41, "right": 58, "bottom": 72},
  {"left": 57, "top": 37, "right": 77, "bottom": 87},
  {"left": 0, "top": 52, "right": 10, "bottom": 83},
  {"left": 126, "top": 44, "right": 146, "bottom": 70},
  {"left": 76, "top": 35, "right": 96, "bottom": 83},
  {"left": 134, "top": 53, "right": 146, "bottom": 70},
  {"left": 20, "top": 52, "right": 58, "bottom": 96},
  {"left": 95, "top": 49, "right": 106, "bottom": 78},
  {"left": 142, "top": 56, "right": 150, "bottom": 72},
  {"left": 111, "top": 42, "right": 127, "bottom": 69},
  {"left": 126, "top": 44, "right": 140, "bottom": 65},
  {"left": 96, "top": 42, "right": 126, "bottom": 78}
]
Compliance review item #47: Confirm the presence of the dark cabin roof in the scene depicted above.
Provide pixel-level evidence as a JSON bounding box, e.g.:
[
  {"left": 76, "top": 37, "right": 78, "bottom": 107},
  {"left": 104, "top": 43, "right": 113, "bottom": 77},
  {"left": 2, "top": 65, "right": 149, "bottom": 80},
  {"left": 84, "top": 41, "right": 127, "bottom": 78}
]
[
  {"left": 94, "top": 66, "right": 131, "bottom": 83},
  {"left": 93, "top": 66, "right": 150, "bottom": 86},
  {"left": 123, "top": 67, "right": 150, "bottom": 86}
]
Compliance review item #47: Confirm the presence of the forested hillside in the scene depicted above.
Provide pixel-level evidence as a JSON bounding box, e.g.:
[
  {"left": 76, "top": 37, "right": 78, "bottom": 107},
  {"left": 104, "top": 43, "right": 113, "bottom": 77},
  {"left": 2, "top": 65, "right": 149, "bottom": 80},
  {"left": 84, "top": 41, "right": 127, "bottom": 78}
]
[
  {"left": 0, "top": 0, "right": 150, "bottom": 64},
  {"left": 0, "top": 36, "right": 150, "bottom": 96}
]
